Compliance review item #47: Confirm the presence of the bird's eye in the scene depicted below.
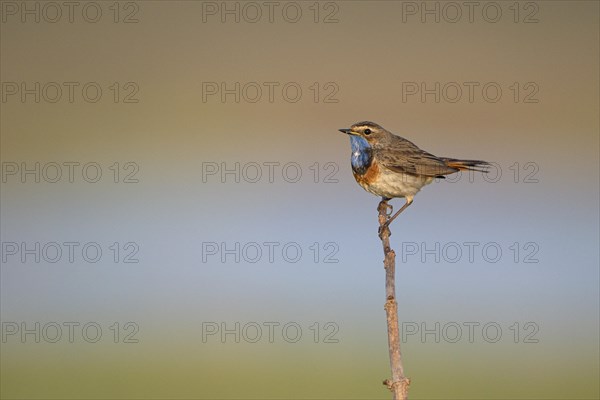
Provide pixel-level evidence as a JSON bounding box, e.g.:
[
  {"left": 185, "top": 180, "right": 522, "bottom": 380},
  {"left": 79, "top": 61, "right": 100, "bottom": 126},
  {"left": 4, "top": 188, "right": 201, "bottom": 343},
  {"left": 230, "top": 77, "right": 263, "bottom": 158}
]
[{"left": 364, "top": 129, "right": 372, "bottom": 135}]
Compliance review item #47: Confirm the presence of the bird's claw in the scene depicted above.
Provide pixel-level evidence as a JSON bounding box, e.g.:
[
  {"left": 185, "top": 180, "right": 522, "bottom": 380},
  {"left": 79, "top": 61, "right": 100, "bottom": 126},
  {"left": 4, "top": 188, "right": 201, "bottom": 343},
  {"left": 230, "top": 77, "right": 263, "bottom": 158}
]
[
  {"left": 378, "top": 222, "right": 391, "bottom": 238},
  {"left": 385, "top": 205, "right": 393, "bottom": 217},
  {"left": 383, "top": 202, "right": 393, "bottom": 217}
]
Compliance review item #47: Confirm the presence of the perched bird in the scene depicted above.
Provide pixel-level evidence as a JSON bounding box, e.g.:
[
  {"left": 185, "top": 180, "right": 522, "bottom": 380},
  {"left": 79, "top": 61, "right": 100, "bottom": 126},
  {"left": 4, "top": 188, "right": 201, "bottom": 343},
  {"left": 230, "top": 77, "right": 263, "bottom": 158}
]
[{"left": 339, "top": 121, "right": 489, "bottom": 228}]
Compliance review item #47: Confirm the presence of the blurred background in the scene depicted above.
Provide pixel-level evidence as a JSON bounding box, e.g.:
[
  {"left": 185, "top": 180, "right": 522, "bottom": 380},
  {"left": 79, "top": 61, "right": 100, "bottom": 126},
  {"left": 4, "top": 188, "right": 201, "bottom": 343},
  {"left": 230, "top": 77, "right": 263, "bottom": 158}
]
[{"left": 1, "top": 1, "right": 598, "bottom": 399}]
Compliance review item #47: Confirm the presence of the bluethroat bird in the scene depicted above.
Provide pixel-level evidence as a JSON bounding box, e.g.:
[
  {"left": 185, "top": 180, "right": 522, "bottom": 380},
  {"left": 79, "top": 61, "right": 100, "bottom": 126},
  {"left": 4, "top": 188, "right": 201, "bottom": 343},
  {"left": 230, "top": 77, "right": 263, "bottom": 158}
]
[{"left": 339, "top": 121, "right": 489, "bottom": 230}]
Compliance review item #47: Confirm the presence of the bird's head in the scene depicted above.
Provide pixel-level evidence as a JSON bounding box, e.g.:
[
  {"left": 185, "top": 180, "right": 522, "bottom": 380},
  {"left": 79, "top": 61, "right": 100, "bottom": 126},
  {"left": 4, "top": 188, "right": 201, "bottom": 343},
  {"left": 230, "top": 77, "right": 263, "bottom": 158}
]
[{"left": 339, "top": 121, "right": 389, "bottom": 145}]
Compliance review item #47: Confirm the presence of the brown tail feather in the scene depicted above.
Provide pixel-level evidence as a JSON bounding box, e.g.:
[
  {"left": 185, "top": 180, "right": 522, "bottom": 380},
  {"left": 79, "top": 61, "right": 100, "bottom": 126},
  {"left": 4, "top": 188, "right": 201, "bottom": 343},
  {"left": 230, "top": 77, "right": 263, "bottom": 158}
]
[{"left": 441, "top": 158, "right": 490, "bottom": 173}]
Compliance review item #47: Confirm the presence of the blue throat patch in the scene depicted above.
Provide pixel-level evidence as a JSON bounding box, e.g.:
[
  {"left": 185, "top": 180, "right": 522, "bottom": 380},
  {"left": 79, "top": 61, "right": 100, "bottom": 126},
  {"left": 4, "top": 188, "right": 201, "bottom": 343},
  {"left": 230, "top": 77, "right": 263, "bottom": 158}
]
[{"left": 349, "top": 135, "right": 373, "bottom": 175}]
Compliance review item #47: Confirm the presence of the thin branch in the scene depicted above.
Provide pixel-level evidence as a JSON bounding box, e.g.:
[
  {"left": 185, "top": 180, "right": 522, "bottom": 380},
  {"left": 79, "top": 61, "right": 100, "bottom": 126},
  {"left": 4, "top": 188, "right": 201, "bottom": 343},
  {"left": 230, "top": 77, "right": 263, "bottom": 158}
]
[{"left": 378, "top": 200, "right": 410, "bottom": 400}]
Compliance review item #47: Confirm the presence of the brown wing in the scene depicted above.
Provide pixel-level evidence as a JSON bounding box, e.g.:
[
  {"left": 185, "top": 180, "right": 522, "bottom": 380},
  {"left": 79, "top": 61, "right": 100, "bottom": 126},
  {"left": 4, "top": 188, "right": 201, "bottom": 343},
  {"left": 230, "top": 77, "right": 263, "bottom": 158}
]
[{"left": 374, "top": 136, "right": 458, "bottom": 177}]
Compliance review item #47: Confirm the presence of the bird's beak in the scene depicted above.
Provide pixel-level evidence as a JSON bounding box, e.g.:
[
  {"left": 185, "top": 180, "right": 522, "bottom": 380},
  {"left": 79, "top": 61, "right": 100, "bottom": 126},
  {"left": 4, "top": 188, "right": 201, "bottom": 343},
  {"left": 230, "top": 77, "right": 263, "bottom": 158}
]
[{"left": 339, "top": 128, "right": 352, "bottom": 135}]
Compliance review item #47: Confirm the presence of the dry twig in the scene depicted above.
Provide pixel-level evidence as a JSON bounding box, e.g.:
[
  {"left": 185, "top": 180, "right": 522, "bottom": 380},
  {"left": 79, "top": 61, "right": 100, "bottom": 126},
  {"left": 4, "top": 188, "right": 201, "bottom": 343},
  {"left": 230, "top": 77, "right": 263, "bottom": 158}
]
[{"left": 378, "top": 200, "right": 410, "bottom": 400}]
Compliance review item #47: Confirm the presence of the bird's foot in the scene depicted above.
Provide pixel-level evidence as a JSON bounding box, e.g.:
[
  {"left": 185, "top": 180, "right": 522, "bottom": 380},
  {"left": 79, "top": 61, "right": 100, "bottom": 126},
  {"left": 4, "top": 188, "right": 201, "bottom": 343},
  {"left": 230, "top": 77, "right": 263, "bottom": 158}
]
[
  {"left": 377, "top": 199, "right": 394, "bottom": 217},
  {"left": 378, "top": 221, "right": 391, "bottom": 239},
  {"left": 377, "top": 198, "right": 394, "bottom": 238}
]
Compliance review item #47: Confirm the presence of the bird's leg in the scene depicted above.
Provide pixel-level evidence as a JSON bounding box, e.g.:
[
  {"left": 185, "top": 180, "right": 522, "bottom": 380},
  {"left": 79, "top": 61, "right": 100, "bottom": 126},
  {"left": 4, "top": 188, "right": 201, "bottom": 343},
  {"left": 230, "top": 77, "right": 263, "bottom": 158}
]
[
  {"left": 378, "top": 201, "right": 388, "bottom": 238},
  {"left": 381, "top": 197, "right": 394, "bottom": 216},
  {"left": 381, "top": 198, "right": 413, "bottom": 232},
  {"left": 387, "top": 198, "right": 413, "bottom": 226},
  {"left": 378, "top": 197, "right": 394, "bottom": 237}
]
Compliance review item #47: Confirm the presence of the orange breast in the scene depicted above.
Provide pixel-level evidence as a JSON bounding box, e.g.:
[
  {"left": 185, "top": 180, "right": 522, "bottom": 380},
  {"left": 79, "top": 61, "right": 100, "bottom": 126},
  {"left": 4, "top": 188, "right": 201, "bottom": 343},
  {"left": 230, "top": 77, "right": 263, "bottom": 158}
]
[{"left": 353, "top": 160, "right": 380, "bottom": 187}]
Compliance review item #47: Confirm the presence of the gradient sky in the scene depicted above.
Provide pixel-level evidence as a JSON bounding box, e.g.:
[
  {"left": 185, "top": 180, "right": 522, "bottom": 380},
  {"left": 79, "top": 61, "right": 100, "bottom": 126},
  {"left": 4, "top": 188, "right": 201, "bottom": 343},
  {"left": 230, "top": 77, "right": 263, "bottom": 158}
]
[{"left": 1, "top": 1, "right": 598, "bottom": 399}]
